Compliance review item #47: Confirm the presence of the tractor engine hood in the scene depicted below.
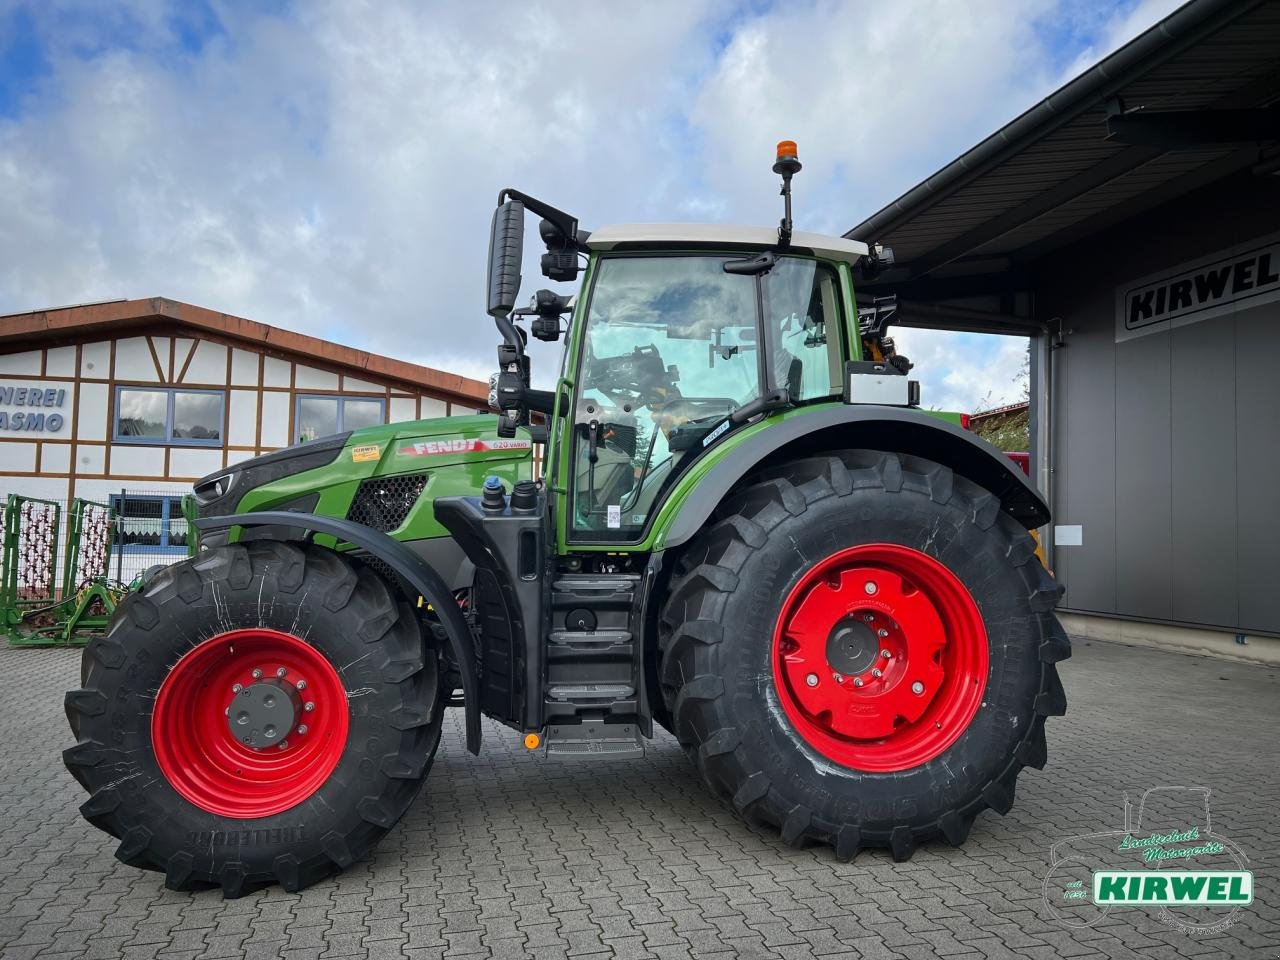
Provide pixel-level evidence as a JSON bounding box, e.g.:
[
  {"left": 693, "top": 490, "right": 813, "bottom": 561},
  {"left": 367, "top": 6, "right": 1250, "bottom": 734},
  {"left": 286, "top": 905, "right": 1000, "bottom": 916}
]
[
  {"left": 192, "top": 414, "right": 535, "bottom": 536},
  {"left": 192, "top": 431, "right": 353, "bottom": 517}
]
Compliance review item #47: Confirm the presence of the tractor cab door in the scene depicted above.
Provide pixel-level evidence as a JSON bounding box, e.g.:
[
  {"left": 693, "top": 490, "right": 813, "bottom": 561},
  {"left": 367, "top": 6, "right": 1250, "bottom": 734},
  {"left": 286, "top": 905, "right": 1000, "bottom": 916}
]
[{"left": 568, "top": 254, "right": 845, "bottom": 542}]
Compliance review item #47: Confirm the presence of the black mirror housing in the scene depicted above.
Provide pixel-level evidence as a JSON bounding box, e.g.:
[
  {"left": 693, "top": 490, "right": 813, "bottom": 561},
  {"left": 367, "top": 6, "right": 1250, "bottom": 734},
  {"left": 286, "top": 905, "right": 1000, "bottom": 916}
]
[{"left": 487, "top": 199, "right": 525, "bottom": 318}]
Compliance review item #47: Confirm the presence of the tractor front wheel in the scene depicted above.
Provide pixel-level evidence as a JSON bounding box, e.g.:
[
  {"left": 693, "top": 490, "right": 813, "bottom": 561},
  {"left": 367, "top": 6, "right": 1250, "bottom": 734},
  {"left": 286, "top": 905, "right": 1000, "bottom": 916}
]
[
  {"left": 64, "top": 541, "right": 442, "bottom": 896},
  {"left": 658, "top": 450, "right": 1069, "bottom": 861}
]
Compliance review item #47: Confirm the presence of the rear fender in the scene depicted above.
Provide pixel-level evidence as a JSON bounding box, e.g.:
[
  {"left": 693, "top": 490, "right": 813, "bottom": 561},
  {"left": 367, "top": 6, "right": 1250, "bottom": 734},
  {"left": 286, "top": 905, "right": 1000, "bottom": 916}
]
[
  {"left": 659, "top": 405, "right": 1049, "bottom": 550},
  {"left": 195, "top": 511, "right": 481, "bottom": 754}
]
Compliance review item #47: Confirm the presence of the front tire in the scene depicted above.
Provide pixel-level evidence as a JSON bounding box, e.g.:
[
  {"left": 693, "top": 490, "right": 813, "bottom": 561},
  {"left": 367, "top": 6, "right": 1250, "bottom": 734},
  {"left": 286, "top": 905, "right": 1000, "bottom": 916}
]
[
  {"left": 64, "top": 541, "right": 442, "bottom": 896},
  {"left": 658, "top": 450, "right": 1069, "bottom": 861}
]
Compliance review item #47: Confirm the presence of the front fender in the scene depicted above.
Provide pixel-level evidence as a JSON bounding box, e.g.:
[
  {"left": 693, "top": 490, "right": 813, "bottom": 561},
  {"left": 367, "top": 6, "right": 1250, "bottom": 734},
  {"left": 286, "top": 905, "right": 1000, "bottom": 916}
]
[
  {"left": 194, "top": 511, "right": 481, "bottom": 754},
  {"left": 659, "top": 404, "right": 1049, "bottom": 550}
]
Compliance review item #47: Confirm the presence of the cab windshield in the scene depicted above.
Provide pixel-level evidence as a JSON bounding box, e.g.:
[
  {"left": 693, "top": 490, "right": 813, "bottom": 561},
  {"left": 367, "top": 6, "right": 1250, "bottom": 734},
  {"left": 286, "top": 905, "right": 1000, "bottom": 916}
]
[{"left": 571, "top": 254, "right": 843, "bottom": 540}]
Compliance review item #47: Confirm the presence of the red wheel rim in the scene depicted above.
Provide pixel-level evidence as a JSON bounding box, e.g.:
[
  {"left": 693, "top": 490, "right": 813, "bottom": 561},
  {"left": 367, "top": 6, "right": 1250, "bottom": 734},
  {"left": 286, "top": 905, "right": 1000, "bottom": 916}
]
[
  {"left": 771, "top": 544, "right": 987, "bottom": 773},
  {"left": 152, "top": 628, "right": 349, "bottom": 818}
]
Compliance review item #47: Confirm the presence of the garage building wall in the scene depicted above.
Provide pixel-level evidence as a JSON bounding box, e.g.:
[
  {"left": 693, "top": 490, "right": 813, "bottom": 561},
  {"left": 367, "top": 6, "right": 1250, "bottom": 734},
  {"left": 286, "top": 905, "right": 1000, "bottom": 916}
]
[{"left": 1036, "top": 169, "right": 1280, "bottom": 636}]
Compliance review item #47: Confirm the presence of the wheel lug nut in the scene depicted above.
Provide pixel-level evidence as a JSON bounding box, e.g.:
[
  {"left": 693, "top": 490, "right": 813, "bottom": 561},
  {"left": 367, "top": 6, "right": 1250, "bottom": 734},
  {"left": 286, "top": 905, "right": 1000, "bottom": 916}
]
[
  {"left": 251, "top": 668, "right": 263, "bottom": 679},
  {"left": 296, "top": 680, "right": 307, "bottom": 690},
  {"left": 853, "top": 677, "right": 864, "bottom": 687},
  {"left": 278, "top": 740, "right": 289, "bottom": 750},
  {"left": 304, "top": 701, "right": 315, "bottom": 712},
  {"left": 232, "top": 683, "right": 243, "bottom": 693},
  {"left": 276, "top": 667, "right": 287, "bottom": 678},
  {"left": 297, "top": 724, "right": 308, "bottom": 735},
  {"left": 877, "top": 628, "right": 888, "bottom": 638},
  {"left": 871, "top": 668, "right": 883, "bottom": 679},
  {"left": 880, "top": 649, "right": 891, "bottom": 659},
  {"left": 864, "top": 581, "right": 877, "bottom": 595},
  {"left": 833, "top": 673, "right": 843, "bottom": 683},
  {"left": 912, "top": 681, "right": 925, "bottom": 695},
  {"left": 805, "top": 673, "right": 818, "bottom": 687},
  {"left": 863, "top": 614, "right": 875, "bottom": 622}
]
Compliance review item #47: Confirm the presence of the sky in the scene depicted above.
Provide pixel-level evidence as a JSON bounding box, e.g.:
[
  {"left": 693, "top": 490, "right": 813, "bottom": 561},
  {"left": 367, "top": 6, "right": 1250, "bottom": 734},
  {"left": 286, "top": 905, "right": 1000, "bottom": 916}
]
[{"left": 0, "top": 0, "right": 1185, "bottom": 414}]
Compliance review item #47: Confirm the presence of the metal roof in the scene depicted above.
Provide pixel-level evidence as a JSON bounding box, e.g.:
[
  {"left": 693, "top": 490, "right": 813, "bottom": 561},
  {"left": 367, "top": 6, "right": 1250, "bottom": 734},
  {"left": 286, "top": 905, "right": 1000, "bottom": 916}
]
[
  {"left": 588, "top": 224, "right": 869, "bottom": 264},
  {"left": 846, "top": 0, "right": 1280, "bottom": 297}
]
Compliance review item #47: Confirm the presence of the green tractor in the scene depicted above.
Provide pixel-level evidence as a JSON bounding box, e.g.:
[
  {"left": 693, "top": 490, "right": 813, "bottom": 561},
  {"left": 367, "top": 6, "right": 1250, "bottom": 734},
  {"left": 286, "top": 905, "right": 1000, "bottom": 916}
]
[{"left": 64, "top": 143, "right": 1067, "bottom": 896}]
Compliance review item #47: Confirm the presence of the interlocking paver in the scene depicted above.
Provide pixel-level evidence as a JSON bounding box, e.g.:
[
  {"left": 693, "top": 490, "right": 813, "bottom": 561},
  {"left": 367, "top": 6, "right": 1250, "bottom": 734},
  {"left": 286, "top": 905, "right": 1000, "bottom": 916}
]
[{"left": 0, "top": 638, "right": 1276, "bottom": 959}]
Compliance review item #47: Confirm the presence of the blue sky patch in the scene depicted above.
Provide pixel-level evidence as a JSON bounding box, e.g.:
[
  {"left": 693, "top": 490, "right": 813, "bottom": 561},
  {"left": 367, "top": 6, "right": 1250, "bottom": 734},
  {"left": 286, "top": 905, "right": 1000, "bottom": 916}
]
[{"left": 0, "top": 6, "right": 49, "bottom": 119}]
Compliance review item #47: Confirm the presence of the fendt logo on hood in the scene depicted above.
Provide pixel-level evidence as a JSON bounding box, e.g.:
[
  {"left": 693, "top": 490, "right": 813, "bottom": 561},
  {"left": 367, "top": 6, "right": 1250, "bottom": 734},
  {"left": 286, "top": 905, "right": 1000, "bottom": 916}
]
[
  {"left": 1116, "top": 233, "right": 1280, "bottom": 342},
  {"left": 398, "top": 438, "right": 531, "bottom": 457}
]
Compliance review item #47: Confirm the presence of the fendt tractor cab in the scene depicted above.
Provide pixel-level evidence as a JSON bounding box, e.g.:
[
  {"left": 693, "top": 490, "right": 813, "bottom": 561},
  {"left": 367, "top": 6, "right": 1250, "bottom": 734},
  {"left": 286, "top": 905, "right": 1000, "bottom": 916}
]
[{"left": 65, "top": 143, "right": 1068, "bottom": 897}]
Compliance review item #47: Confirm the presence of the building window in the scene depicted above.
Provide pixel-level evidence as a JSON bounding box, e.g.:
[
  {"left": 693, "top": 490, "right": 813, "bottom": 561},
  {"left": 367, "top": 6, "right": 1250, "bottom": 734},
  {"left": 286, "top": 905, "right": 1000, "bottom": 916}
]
[
  {"left": 108, "top": 495, "right": 191, "bottom": 551},
  {"left": 295, "top": 395, "right": 385, "bottom": 443},
  {"left": 114, "top": 387, "right": 224, "bottom": 445}
]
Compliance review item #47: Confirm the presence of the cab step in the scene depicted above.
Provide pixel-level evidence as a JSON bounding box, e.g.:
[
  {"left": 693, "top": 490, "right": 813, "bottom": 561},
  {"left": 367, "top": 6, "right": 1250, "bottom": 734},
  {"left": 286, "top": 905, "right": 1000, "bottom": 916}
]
[
  {"left": 544, "top": 721, "right": 644, "bottom": 760},
  {"left": 545, "top": 573, "right": 643, "bottom": 723},
  {"left": 546, "top": 683, "right": 634, "bottom": 701}
]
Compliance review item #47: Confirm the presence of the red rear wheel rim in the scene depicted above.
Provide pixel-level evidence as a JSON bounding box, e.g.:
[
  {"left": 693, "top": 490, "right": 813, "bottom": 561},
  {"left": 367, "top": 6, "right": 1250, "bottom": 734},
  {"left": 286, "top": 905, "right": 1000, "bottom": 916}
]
[
  {"left": 771, "top": 544, "right": 987, "bottom": 773},
  {"left": 152, "top": 628, "right": 349, "bottom": 818}
]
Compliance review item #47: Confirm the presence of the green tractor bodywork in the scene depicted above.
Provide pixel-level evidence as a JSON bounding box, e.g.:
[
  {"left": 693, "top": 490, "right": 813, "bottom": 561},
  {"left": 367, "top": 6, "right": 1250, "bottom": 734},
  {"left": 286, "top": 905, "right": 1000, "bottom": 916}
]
[
  {"left": 201, "top": 415, "right": 535, "bottom": 550},
  {"left": 196, "top": 214, "right": 1049, "bottom": 747},
  {"left": 69, "top": 147, "right": 1065, "bottom": 894}
]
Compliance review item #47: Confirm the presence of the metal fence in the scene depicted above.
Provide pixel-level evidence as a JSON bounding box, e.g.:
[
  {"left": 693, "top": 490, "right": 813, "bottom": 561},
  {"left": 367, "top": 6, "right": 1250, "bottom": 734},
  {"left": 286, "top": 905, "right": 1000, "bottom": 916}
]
[{"left": 1, "top": 487, "right": 198, "bottom": 645}]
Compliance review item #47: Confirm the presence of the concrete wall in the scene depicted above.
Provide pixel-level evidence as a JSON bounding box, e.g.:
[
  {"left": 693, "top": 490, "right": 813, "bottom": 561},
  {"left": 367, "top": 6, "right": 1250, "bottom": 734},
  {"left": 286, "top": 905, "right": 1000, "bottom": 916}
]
[{"left": 1036, "top": 169, "right": 1280, "bottom": 637}]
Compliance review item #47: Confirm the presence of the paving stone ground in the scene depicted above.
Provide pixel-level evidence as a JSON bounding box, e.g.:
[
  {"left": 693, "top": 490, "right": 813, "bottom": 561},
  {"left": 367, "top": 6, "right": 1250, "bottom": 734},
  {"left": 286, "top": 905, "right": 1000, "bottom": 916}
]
[{"left": 1, "top": 637, "right": 1277, "bottom": 960}]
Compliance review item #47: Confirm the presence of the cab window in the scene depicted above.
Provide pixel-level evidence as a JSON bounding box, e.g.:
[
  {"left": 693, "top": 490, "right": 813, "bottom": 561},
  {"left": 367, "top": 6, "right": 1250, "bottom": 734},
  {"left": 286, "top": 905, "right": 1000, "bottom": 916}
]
[
  {"left": 571, "top": 256, "right": 759, "bottom": 538},
  {"left": 763, "top": 258, "right": 844, "bottom": 401}
]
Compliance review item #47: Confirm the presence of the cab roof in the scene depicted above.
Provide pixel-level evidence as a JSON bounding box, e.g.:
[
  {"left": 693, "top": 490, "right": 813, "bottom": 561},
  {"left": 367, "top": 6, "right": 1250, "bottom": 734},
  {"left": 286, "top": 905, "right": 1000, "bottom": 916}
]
[{"left": 586, "top": 224, "right": 869, "bottom": 265}]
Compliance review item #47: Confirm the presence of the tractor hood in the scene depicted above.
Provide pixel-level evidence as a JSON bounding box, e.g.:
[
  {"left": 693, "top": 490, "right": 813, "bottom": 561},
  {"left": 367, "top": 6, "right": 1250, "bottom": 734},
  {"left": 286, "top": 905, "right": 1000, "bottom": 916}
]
[{"left": 193, "top": 414, "right": 535, "bottom": 542}]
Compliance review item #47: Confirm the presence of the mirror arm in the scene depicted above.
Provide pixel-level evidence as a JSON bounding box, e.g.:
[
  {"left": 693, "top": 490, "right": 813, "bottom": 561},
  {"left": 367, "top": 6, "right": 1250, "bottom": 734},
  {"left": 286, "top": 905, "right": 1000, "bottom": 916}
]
[
  {"left": 497, "top": 188, "right": 581, "bottom": 251},
  {"left": 723, "top": 250, "right": 777, "bottom": 275},
  {"left": 523, "top": 388, "right": 556, "bottom": 416},
  {"left": 494, "top": 314, "right": 524, "bottom": 357}
]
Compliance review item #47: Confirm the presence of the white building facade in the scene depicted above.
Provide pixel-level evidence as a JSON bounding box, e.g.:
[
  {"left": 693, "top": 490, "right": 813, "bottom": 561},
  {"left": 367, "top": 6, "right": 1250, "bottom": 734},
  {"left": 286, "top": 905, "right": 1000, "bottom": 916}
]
[{"left": 0, "top": 297, "right": 488, "bottom": 525}]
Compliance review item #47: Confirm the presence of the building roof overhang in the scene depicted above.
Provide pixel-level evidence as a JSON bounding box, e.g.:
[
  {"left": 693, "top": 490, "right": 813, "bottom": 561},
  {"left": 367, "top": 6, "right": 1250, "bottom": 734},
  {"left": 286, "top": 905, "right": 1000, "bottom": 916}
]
[
  {"left": 0, "top": 297, "right": 489, "bottom": 404},
  {"left": 844, "top": 0, "right": 1280, "bottom": 333}
]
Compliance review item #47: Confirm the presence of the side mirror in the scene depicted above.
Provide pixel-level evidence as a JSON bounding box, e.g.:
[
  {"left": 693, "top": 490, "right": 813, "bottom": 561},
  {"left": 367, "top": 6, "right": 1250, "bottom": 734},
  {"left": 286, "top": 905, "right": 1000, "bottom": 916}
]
[{"left": 487, "top": 199, "right": 525, "bottom": 318}]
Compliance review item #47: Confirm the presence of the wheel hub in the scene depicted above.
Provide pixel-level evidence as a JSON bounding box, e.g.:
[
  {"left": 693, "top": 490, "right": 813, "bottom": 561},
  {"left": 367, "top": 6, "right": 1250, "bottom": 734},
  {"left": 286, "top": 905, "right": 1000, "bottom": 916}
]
[
  {"left": 227, "top": 679, "right": 302, "bottom": 749},
  {"left": 772, "top": 544, "right": 988, "bottom": 773},
  {"left": 825, "top": 618, "right": 878, "bottom": 676}
]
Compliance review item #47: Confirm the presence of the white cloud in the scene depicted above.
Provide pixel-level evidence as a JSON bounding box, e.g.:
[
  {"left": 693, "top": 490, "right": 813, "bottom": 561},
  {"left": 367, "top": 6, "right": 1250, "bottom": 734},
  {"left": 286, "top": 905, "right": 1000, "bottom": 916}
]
[
  {"left": 691, "top": 0, "right": 1063, "bottom": 232},
  {"left": 0, "top": 0, "right": 1175, "bottom": 412}
]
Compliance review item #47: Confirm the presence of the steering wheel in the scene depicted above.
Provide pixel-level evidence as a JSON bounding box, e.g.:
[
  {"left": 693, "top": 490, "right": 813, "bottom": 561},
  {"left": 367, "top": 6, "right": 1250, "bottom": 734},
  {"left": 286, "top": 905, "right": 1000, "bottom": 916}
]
[{"left": 585, "top": 344, "right": 672, "bottom": 406}]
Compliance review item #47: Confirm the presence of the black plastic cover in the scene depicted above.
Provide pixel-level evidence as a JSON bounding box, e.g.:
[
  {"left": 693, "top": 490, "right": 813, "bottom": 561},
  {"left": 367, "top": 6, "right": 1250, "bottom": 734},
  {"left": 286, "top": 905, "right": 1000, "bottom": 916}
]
[
  {"left": 192, "top": 432, "right": 351, "bottom": 517},
  {"left": 487, "top": 200, "right": 525, "bottom": 318},
  {"left": 435, "top": 493, "right": 546, "bottom": 731}
]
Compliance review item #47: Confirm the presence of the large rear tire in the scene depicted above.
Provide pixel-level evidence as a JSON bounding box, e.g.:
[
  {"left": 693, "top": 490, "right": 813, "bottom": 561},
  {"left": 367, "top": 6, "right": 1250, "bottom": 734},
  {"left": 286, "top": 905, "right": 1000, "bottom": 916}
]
[
  {"left": 64, "top": 541, "right": 442, "bottom": 896},
  {"left": 658, "top": 450, "right": 1068, "bottom": 861}
]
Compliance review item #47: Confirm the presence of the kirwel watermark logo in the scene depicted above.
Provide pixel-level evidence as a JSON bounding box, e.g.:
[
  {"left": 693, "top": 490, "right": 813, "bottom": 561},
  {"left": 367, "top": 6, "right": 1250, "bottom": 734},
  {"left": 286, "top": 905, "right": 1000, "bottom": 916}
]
[{"left": 1042, "top": 786, "right": 1252, "bottom": 936}]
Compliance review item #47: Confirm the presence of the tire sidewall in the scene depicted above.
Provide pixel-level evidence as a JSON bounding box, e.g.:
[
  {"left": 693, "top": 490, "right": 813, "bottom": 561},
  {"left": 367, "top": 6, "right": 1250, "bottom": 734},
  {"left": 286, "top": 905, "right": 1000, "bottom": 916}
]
[
  {"left": 717, "top": 485, "right": 1043, "bottom": 831},
  {"left": 83, "top": 545, "right": 424, "bottom": 874}
]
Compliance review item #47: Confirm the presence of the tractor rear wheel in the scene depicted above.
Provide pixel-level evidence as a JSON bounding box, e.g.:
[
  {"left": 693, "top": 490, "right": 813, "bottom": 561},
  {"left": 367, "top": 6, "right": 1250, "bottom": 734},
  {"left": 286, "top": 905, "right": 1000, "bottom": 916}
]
[
  {"left": 64, "top": 541, "right": 442, "bottom": 896},
  {"left": 658, "top": 450, "right": 1068, "bottom": 861}
]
